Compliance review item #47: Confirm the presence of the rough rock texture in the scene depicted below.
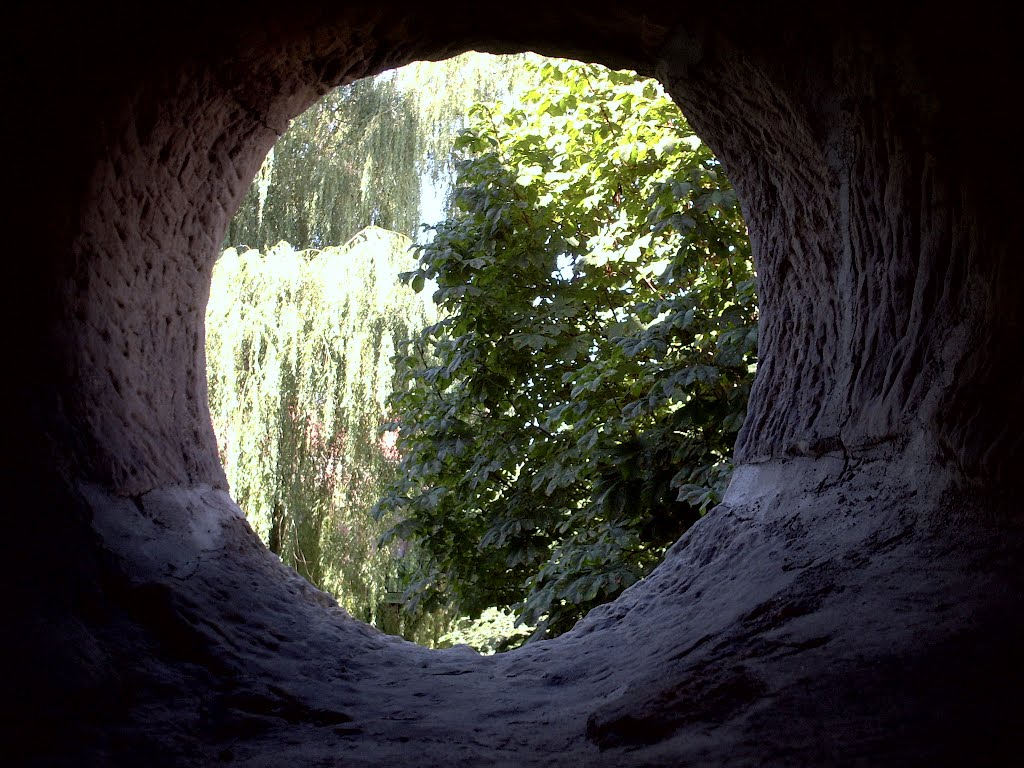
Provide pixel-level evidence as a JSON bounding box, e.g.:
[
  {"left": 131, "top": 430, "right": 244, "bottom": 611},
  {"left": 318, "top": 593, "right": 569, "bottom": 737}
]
[{"left": 5, "top": 2, "right": 1022, "bottom": 766}]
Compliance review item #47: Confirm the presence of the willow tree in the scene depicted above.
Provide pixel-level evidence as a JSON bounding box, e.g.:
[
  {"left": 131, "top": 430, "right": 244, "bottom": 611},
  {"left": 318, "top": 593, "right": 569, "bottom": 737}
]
[
  {"left": 226, "top": 76, "right": 423, "bottom": 250},
  {"left": 226, "top": 52, "right": 536, "bottom": 252},
  {"left": 206, "top": 228, "right": 450, "bottom": 642}
]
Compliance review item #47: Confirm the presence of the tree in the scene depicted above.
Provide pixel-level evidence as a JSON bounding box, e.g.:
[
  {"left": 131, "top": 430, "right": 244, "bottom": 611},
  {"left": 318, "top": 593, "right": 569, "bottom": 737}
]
[
  {"left": 225, "top": 52, "right": 533, "bottom": 252},
  {"left": 210, "top": 53, "right": 542, "bottom": 645},
  {"left": 375, "top": 58, "right": 757, "bottom": 641},
  {"left": 225, "top": 76, "right": 423, "bottom": 251},
  {"left": 206, "top": 228, "right": 452, "bottom": 644}
]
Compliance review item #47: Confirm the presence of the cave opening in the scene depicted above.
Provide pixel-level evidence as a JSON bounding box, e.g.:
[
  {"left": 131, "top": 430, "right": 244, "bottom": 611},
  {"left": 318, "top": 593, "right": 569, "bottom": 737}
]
[
  {"left": 207, "top": 51, "right": 757, "bottom": 653},
  {"left": 9, "top": 6, "right": 1022, "bottom": 765}
]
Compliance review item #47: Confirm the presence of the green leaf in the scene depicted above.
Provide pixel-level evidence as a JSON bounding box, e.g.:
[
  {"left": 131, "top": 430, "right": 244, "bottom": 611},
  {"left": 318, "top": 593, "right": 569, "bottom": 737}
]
[{"left": 373, "top": 55, "right": 756, "bottom": 645}]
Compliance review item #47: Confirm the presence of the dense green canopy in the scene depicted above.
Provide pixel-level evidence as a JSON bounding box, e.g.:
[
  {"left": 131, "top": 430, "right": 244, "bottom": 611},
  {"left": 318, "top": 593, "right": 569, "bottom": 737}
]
[
  {"left": 376, "top": 58, "right": 757, "bottom": 642},
  {"left": 209, "top": 53, "right": 755, "bottom": 651}
]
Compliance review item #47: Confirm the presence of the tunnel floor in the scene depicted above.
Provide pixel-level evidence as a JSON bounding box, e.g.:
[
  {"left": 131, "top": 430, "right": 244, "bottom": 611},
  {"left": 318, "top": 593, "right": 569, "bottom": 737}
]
[{"left": 26, "top": 451, "right": 1018, "bottom": 766}]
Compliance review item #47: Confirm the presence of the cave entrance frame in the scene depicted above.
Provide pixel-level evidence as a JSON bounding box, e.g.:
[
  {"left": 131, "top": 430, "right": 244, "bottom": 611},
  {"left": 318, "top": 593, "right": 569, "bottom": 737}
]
[
  {"left": 14, "top": 4, "right": 1023, "bottom": 765},
  {"left": 209, "top": 49, "right": 754, "bottom": 647}
]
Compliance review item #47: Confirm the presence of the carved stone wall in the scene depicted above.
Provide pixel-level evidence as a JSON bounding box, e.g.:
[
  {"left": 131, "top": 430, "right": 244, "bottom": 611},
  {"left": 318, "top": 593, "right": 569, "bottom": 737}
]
[{"left": 5, "top": 3, "right": 1021, "bottom": 765}]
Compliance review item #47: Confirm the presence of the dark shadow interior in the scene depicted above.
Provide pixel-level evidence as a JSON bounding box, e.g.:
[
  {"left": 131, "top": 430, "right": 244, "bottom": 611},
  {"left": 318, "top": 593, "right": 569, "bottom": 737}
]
[{"left": 6, "top": 3, "right": 1022, "bottom": 765}]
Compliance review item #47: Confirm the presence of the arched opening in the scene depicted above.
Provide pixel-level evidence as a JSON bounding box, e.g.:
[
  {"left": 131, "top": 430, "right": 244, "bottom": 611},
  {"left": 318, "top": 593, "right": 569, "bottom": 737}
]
[
  {"left": 205, "top": 52, "right": 757, "bottom": 651},
  {"left": 8, "top": 5, "right": 1022, "bottom": 766}
]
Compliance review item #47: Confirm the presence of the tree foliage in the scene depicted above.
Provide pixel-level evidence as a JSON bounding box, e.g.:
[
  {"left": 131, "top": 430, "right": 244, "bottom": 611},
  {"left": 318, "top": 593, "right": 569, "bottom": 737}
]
[
  {"left": 206, "top": 228, "right": 451, "bottom": 644},
  {"left": 376, "top": 58, "right": 757, "bottom": 641},
  {"left": 226, "top": 77, "right": 423, "bottom": 250},
  {"left": 226, "top": 53, "right": 532, "bottom": 252},
  {"left": 211, "top": 53, "right": 540, "bottom": 646}
]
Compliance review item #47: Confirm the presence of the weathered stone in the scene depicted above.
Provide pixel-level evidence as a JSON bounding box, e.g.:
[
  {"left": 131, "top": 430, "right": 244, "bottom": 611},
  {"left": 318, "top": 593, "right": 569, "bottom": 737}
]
[{"left": 5, "top": 3, "right": 1022, "bottom": 766}]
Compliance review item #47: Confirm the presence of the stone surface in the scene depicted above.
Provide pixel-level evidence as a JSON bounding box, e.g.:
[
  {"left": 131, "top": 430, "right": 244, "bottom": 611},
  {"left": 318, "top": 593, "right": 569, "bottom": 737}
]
[{"left": 5, "top": 2, "right": 1022, "bottom": 766}]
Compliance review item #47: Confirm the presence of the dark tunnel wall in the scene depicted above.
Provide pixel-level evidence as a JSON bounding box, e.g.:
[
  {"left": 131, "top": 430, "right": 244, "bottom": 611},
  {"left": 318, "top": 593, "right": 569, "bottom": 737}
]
[{"left": 5, "top": 3, "right": 1023, "bottom": 765}]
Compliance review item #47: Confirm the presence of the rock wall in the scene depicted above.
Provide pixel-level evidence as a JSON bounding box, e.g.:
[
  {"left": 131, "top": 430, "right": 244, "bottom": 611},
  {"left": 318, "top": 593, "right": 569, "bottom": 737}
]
[{"left": 5, "top": 2, "right": 1022, "bottom": 765}]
